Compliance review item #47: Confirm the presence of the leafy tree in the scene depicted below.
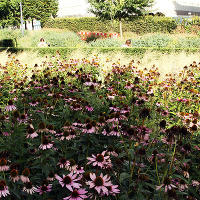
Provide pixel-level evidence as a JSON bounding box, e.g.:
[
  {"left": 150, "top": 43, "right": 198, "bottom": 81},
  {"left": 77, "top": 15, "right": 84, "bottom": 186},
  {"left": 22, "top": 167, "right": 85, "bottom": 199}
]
[
  {"left": 23, "top": 0, "right": 58, "bottom": 24},
  {"left": 0, "top": 0, "right": 20, "bottom": 27},
  {"left": 0, "top": 0, "right": 58, "bottom": 27},
  {"left": 88, "top": 0, "right": 154, "bottom": 37}
]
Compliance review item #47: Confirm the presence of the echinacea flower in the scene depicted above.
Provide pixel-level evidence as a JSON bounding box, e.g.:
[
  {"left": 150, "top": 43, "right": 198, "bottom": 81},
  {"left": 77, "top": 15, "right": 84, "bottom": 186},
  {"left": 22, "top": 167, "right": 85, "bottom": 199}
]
[
  {"left": 57, "top": 158, "right": 70, "bottom": 169},
  {"left": 107, "top": 185, "right": 120, "bottom": 196},
  {"left": 26, "top": 128, "right": 38, "bottom": 139},
  {"left": 55, "top": 172, "right": 81, "bottom": 191},
  {"left": 0, "top": 158, "right": 9, "bottom": 171},
  {"left": 21, "top": 168, "right": 30, "bottom": 183},
  {"left": 156, "top": 177, "right": 176, "bottom": 192},
  {"left": 63, "top": 188, "right": 88, "bottom": 200},
  {"left": 5, "top": 100, "right": 16, "bottom": 112},
  {"left": 10, "top": 169, "right": 20, "bottom": 182},
  {"left": 87, "top": 151, "right": 111, "bottom": 169},
  {"left": 0, "top": 180, "right": 10, "bottom": 198},
  {"left": 86, "top": 173, "right": 112, "bottom": 195},
  {"left": 23, "top": 182, "right": 37, "bottom": 194},
  {"left": 37, "top": 184, "right": 52, "bottom": 195},
  {"left": 39, "top": 136, "right": 53, "bottom": 150}
]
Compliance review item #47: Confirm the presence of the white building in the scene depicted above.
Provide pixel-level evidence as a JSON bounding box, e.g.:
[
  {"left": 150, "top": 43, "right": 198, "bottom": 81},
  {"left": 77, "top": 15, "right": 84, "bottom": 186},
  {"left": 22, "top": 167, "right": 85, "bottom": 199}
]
[
  {"left": 151, "top": 0, "right": 200, "bottom": 17},
  {"left": 57, "top": 0, "right": 200, "bottom": 18}
]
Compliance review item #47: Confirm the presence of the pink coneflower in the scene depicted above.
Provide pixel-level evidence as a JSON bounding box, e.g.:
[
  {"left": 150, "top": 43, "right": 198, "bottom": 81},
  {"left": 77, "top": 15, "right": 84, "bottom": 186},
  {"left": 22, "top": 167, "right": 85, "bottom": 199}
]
[
  {"left": 0, "top": 158, "right": 9, "bottom": 171},
  {"left": 10, "top": 169, "right": 20, "bottom": 182},
  {"left": 60, "top": 131, "right": 76, "bottom": 141},
  {"left": 0, "top": 180, "right": 10, "bottom": 198},
  {"left": 85, "top": 105, "right": 94, "bottom": 112},
  {"left": 86, "top": 173, "right": 112, "bottom": 195},
  {"left": 23, "top": 182, "right": 37, "bottom": 194},
  {"left": 37, "top": 184, "right": 52, "bottom": 195},
  {"left": 57, "top": 158, "right": 70, "bottom": 169},
  {"left": 156, "top": 177, "right": 176, "bottom": 192},
  {"left": 29, "top": 100, "right": 39, "bottom": 107},
  {"left": 55, "top": 172, "right": 81, "bottom": 191},
  {"left": 87, "top": 151, "right": 111, "bottom": 169},
  {"left": 47, "top": 172, "right": 55, "bottom": 181},
  {"left": 73, "top": 166, "right": 85, "bottom": 174},
  {"left": 5, "top": 100, "right": 16, "bottom": 111},
  {"left": 108, "top": 185, "right": 120, "bottom": 196},
  {"left": 178, "top": 179, "right": 188, "bottom": 191},
  {"left": 65, "top": 159, "right": 78, "bottom": 171},
  {"left": 26, "top": 128, "right": 38, "bottom": 139},
  {"left": 21, "top": 168, "right": 30, "bottom": 183},
  {"left": 39, "top": 136, "right": 53, "bottom": 150},
  {"left": 63, "top": 188, "right": 88, "bottom": 200},
  {"left": 83, "top": 123, "right": 96, "bottom": 134}
]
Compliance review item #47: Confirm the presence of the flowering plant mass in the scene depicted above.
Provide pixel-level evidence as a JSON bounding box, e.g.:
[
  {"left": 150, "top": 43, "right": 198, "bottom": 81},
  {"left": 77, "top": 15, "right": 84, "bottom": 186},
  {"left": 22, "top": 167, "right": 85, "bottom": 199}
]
[{"left": 0, "top": 55, "right": 199, "bottom": 199}]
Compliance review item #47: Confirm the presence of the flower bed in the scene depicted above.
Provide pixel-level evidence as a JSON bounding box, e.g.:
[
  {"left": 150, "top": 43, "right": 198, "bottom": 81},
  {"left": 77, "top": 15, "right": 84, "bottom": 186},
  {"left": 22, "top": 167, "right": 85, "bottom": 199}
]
[
  {"left": 0, "top": 55, "right": 199, "bottom": 199},
  {"left": 77, "top": 31, "right": 120, "bottom": 41}
]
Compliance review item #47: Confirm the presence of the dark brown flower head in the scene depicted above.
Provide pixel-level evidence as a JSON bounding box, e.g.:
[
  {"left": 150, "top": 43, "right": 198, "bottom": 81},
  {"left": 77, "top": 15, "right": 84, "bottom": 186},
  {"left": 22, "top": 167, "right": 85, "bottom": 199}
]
[
  {"left": 8, "top": 100, "right": 13, "bottom": 105},
  {"left": 94, "top": 176, "right": 103, "bottom": 186},
  {"left": 13, "top": 111, "right": 20, "bottom": 118},
  {"left": 139, "top": 108, "right": 150, "bottom": 119},
  {"left": 0, "top": 180, "right": 6, "bottom": 190},
  {"left": 22, "top": 168, "right": 30, "bottom": 177},
  {"left": 38, "top": 122, "right": 46, "bottom": 130},
  {"left": 182, "top": 143, "right": 191, "bottom": 152},
  {"left": 137, "top": 147, "right": 146, "bottom": 156},
  {"left": 25, "top": 182, "right": 33, "bottom": 189},
  {"left": 63, "top": 176, "right": 72, "bottom": 184},
  {"left": 190, "top": 125, "right": 197, "bottom": 132},
  {"left": 134, "top": 77, "right": 140, "bottom": 84},
  {"left": 10, "top": 169, "right": 18, "bottom": 177},
  {"left": 163, "top": 177, "right": 171, "bottom": 185},
  {"left": 159, "top": 120, "right": 166, "bottom": 129},
  {"left": 69, "top": 159, "right": 76, "bottom": 166},
  {"left": 71, "top": 190, "right": 79, "bottom": 198},
  {"left": 0, "top": 158, "right": 7, "bottom": 166},
  {"left": 127, "top": 128, "right": 135, "bottom": 136},
  {"left": 60, "top": 158, "right": 67, "bottom": 164},
  {"left": 86, "top": 123, "right": 92, "bottom": 130},
  {"left": 42, "top": 136, "right": 50, "bottom": 145}
]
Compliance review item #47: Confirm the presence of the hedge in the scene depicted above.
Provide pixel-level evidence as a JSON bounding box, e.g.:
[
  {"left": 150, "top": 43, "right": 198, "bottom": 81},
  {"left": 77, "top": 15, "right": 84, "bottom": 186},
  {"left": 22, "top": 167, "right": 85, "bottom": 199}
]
[
  {"left": 2, "top": 47, "right": 200, "bottom": 58},
  {"left": 44, "top": 16, "right": 177, "bottom": 34}
]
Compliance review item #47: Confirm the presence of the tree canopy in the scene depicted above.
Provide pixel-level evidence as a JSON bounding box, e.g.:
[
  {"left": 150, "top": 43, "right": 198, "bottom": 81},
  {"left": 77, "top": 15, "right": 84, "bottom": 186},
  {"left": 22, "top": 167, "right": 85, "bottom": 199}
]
[
  {"left": 88, "top": 0, "right": 154, "bottom": 20},
  {"left": 0, "top": 0, "right": 58, "bottom": 27}
]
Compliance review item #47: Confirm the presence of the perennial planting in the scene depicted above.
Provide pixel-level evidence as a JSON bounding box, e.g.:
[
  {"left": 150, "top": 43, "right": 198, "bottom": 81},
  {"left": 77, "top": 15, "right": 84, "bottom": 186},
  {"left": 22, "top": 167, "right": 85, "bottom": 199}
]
[{"left": 0, "top": 54, "right": 199, "bottom": 199}]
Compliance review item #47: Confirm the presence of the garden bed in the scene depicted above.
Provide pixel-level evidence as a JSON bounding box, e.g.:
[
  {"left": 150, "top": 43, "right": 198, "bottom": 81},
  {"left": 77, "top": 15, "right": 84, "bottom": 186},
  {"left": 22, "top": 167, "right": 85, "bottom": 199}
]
[{"left": 0, "top": 54, "right": 199, "bottom": 199}]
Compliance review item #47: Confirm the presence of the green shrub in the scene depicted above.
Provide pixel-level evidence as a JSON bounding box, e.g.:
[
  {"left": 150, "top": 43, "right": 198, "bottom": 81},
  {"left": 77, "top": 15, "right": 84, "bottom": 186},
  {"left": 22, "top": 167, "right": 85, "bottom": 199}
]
[
  {"left": 0, "top": 29, "right": 25, "bottom": 47},
  {"left": 30, "top": 31, "right": 86, "bottom": 47},
  {"left": 176, "top": 37, "right": 200, "bottom": 48},
  {"left": 132, "top": 34, "right": 172, "bottom": 48},
  {"left": 3, "top": 47, "right": 200, "bottom": 58},
  {"left": 44, "top": 16, "right": 177, "bottom": 34},
  {"left": 89, "top": 38, "right": 123, "bottom": 47}
]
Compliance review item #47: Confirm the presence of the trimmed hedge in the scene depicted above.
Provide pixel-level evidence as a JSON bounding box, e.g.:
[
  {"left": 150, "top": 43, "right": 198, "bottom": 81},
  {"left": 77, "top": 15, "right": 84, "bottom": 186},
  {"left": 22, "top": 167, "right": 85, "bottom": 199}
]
[
  {"left": 2, "top": 47, "right": 200, "bottom": 58},
  {"left": 44, "top": 16, "right": 177, "bottom": 34}
]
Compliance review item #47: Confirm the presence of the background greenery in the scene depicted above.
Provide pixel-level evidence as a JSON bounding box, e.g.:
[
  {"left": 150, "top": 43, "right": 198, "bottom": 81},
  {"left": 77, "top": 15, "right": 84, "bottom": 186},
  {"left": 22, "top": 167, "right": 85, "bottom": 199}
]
[
  {"left": 44, "top": 16, "right": 177, "bottom": 34},
  {"left": 0, "top": 0, "right": 58, "bottom": 27}
]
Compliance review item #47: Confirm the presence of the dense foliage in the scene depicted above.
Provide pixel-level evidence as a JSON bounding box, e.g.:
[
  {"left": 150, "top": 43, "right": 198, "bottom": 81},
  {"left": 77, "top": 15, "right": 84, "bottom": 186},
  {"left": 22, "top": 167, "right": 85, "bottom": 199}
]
[
  {"left": 0, "top": 0, "right": 58, "bottom": 27},
  {"left": 88, "top": 0, "right": 154, "bottom": 20},
  {"left": 44, "top": 16, "right": 177, "bottom": 34},
  {"left": 0, "top": 54, "right": 199, "bottom": 199}
]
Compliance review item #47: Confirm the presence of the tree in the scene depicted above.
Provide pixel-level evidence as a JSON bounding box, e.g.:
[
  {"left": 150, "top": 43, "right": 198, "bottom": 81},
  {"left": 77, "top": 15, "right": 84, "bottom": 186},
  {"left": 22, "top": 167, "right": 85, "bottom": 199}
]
[
  {"left": 0, "top": 0, "right": 58, "bottom": 27},
  {"left": 0, "top": 0, "right": 21, "bottom": 27},
  {"left": 88, "top": 0, "right": 154, "bottom": 38},
  {"left": 23, "top": 0, "right": 58, "bottom": 24}
]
